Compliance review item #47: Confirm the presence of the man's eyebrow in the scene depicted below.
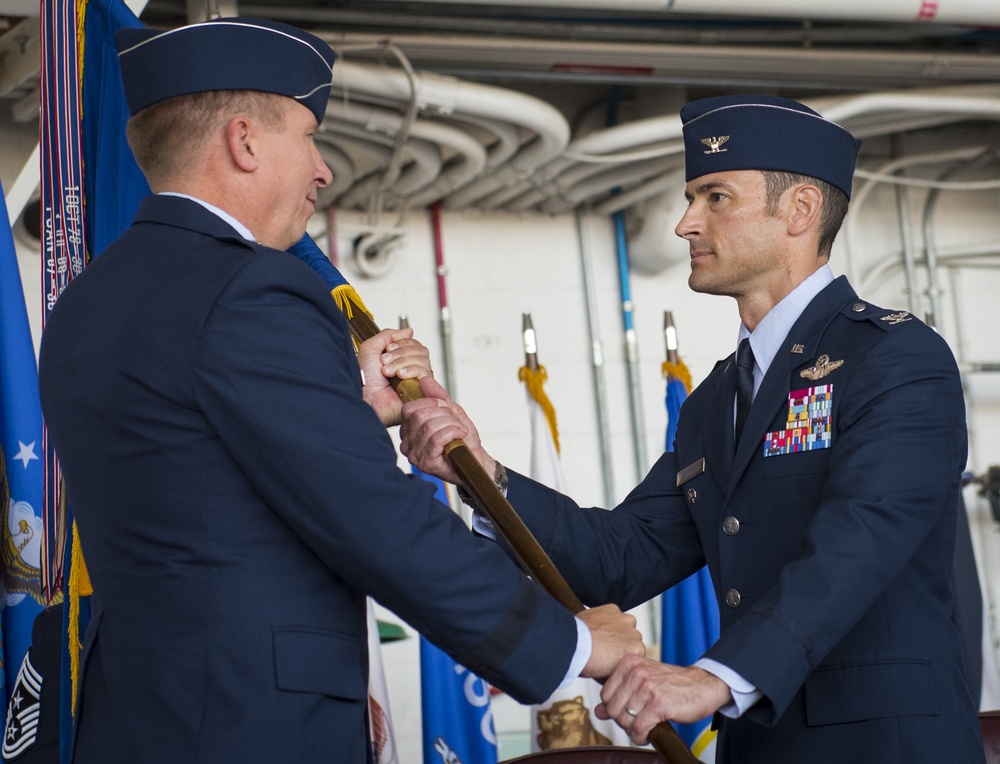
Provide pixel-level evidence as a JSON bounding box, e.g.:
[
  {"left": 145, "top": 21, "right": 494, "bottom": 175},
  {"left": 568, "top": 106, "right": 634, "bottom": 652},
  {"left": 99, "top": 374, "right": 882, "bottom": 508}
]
[{"left": 685, "top": 179, "right": 732, "bottom": 200}]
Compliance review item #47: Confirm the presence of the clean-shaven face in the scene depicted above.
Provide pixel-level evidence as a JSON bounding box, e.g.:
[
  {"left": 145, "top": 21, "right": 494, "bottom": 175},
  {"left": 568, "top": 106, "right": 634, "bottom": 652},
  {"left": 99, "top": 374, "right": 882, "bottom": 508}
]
[
  {"left": 254, "top": 99, "right": 332, "bottom": 250},
  {"left": 674, "top": 169, "right": 790, "bottom": 301}
]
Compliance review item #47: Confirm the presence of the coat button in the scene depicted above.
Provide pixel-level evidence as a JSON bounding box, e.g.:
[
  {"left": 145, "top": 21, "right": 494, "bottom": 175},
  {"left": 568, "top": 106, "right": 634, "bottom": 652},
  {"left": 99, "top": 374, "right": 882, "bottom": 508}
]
[
  {"left": 852, "top": 302, "right": 867, "bottom": 312},
  {"left": 722, "top": 516, "right": 740, "bottom": 535},
  {"left": 687, "top": 488, "right": 697, "bottom": 504},
  {"left": 725, "top": 589, "right": 742, "bottom": 608}
]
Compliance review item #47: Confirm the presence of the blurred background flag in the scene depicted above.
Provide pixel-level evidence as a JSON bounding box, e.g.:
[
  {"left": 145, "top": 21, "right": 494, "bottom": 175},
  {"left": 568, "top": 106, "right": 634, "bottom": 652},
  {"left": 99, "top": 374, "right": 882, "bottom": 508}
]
[
  {"left": 416, "top": 468, "right": 498, "bottom": 764},
  {"left": 0, "top": 178, "right": 49, "bottom": 752},
  {"left": 519, "top": 314, "right": 633, "bottom": 751},
  {"left": 81, "top": 0, "right": 151, "bottom": 258},
  {"left": 659, "top": 311, "right": 718, "bottom": 763},
  {"left": 367, "top": 599, "right": 399, "bottom": 764}
]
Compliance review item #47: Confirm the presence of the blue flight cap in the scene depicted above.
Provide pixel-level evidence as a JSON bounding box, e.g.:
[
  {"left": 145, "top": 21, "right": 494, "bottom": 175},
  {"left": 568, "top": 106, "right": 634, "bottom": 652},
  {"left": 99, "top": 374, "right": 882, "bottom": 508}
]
[
  {"left": 680, "top": 95, "right": 861, "bottom": 199},
  {"left": 115, "top": 17, "right": 335, "bottom": 125}
]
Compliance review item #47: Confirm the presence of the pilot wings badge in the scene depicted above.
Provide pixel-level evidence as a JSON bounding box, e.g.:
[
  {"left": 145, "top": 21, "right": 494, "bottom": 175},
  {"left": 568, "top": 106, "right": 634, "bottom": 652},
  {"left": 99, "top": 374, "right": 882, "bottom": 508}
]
[
  {"left": 701, "top": 136, "right": 729, "bottom": 154},
  {"left": 800, "top": 354, "right": 844, "bottom": 381}
]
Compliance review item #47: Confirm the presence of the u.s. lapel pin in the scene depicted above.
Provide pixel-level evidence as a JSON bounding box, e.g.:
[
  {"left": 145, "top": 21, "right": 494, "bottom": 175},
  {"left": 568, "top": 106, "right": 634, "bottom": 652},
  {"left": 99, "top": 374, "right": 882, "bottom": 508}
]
[{"left": 800, "top": 354, "right": 844, "bottom": 381}]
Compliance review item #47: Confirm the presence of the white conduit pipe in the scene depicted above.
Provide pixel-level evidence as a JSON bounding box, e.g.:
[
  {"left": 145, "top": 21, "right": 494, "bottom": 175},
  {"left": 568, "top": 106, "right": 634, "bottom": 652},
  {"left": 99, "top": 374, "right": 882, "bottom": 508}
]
[
  {"left": 315, "top": 139, "right": 357, "bottom": 204},
  {"left": 325, "top": 100, "right": 489, "bottom": 207},
  {"left": 594, "top": 171, "right": 679, "bottom": 217},
  {"left": 518, "top": 85, "right": 1000, "bottom": 215},
  {"left": 819, "top": 88, "right": 1000, "bottom": 125},
  {"left": 325, "top": 122, "right": 442, "bottom": 202},
  {"left": 450, "top": 114, "right": 522, "bottom": 171},
  {"left": 329, "top": 60, "right": 570, "bottom": 209},
  {"left": 844, "top": 144, "right": 990, "bottom": 287},
  {"left": 379, "top": 0, "right": 1000, "bottom": 25},
  {"left": 539, "top": 158, "right": 682, "bottom": 215},
  {"left": 486, "top": 117, "right": 684, "bottom": 211},
  {"left": 508, "top": 153, "right": 680, "bottom": 212}
]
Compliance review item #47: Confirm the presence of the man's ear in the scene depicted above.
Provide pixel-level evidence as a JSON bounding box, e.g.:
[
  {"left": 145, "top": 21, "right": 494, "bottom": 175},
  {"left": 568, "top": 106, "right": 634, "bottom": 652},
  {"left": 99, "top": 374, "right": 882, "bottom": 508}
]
[
  {"left": 786, "top": 183, "right": 823, "bottom": 237},
  {"left": 226, "top": 115, "right": 258, "bottom": 172}
]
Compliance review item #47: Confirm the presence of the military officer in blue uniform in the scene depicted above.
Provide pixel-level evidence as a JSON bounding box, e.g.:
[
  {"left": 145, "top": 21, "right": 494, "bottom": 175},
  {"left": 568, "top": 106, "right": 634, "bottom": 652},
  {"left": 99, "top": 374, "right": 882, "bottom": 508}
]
[
  {"left": 400, "top": 95, "right": 986, "bottom": 762},
  {"left": 36, "top": 17, "right": 643, "bottom": 763}
]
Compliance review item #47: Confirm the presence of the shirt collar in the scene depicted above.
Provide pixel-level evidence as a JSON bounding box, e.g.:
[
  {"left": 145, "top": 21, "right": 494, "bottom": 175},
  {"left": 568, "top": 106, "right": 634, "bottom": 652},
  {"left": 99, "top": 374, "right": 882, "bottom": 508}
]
[
  {"left": 738, "top": 264, "right": 834, "bottom": 391},
  {"left": 159, "top": 192, "right": 256, "bottom": 242}
]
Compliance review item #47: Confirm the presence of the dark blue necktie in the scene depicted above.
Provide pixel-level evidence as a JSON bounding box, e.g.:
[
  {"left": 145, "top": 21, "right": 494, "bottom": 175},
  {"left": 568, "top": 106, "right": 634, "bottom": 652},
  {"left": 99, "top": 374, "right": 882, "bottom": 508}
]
[{"left": 735, "top": 337, "right": 755, "bottom": 447}]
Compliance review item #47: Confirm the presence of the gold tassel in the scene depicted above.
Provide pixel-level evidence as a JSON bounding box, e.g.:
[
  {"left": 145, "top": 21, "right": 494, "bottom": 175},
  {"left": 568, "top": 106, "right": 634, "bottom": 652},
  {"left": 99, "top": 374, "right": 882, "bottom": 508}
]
[
  {"left": 518, "top": 365, "right": 560, "bottom": 455},
  {"left": 331, "top": 284, "right": 373, "bottom": 322},
  {"left": 331, "top": 284, "right": 375, "bottom": 351},
  {"left": 662, "top": 359, "right": 693, "bottom": 394},
  {"left": 68, "top": 520, "right": 93, "bottom": 716}
]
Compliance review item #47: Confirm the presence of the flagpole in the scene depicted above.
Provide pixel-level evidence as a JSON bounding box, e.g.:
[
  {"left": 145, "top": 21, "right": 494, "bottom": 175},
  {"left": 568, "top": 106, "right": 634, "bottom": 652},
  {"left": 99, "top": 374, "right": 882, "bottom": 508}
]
[
  {"left": 664, "top": 311, "right": 678, "bottom": 368},
  {"left": 574, "top": 209, "right": 615, "bottom": 506},
  {"left": 522, "top": 313, "right": 538, "bottom": 373},
  {"left": 430, "top": 203, "right": 458, "bottom": 397}
]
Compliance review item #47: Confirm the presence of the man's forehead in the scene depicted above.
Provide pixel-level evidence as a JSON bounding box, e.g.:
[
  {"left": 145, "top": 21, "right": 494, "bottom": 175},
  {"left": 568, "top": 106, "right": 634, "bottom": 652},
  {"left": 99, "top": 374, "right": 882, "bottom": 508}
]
[{"left": 684, "top": 169, "right": 761, "bottom": 195}]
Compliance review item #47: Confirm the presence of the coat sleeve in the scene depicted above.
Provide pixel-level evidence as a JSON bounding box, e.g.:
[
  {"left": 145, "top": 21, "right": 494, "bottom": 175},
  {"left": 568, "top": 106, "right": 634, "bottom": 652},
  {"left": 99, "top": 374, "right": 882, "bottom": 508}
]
[
  {"left": 506, "top": 450, "right": 706, "bottom": 610},
  {"left": 190, "top": 255, "right": 578, "bottom": 703}
]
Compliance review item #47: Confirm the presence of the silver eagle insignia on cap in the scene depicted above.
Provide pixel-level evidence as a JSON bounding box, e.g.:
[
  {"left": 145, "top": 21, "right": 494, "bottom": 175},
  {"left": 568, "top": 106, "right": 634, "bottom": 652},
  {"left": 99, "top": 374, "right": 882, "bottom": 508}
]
[{"left": 701, "top": 136, "right": 729, "bottom": 154}]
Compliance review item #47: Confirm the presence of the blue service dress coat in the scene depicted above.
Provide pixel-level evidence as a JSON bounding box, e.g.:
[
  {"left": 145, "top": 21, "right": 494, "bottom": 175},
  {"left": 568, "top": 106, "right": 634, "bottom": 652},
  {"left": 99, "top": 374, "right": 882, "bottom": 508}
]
[
  {"left": 37, "top": 195, "right": 578, "bottom": 763},
  {"left": 504, "top": 276, "right": 985, "bottom": 763}
]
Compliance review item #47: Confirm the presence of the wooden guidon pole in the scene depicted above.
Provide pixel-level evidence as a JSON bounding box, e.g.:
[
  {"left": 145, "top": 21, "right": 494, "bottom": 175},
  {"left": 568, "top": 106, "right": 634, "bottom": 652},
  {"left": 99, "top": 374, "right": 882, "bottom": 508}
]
[{"left": 342, "top": 307, "right": 697, "bottom": 764}]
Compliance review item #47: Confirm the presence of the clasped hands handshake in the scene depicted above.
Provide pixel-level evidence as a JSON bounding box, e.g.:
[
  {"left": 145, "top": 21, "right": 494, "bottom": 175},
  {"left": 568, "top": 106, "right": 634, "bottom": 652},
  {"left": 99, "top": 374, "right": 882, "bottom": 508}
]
[{"left": 386, "top": 369, "right": 731, "bottom": 744}]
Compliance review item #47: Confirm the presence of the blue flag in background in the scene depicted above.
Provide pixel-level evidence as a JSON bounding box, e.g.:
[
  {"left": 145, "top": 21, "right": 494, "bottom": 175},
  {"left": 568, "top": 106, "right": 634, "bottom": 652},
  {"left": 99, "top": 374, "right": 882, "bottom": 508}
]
[
  {"left": 0, "top": 180, "right": 47, "bottom": 735},
  {"left": 416, "top": 470, "right": 497, "bottom": 764},
  {"left": 660, "top": 371, "right": 719, "bottom": 761},
  {"left": 82, "top": 0, "right": 150, "bottom": 259}
]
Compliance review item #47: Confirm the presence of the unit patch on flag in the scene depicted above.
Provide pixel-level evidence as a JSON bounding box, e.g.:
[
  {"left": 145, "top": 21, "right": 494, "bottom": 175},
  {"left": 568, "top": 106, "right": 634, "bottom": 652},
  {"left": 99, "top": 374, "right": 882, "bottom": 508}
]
[
  {"left": 2, "top": 650, "right": 43, "bottom": 761},
  {"left": 764, "top": 385, "right": 833, "bottom": 457}
]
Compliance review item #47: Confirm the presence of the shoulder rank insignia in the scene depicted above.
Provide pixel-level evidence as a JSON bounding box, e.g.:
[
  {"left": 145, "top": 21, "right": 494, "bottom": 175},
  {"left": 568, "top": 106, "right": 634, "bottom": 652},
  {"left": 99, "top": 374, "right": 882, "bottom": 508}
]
[
  {"left": 800, "top": 354, "right": 843, "bottom": 381},
  {"left": 701, "top": 136, "right": 729, "bottom": 154},
  {"left": 880, "top": 311, "right": 912, "bottom": 325}
]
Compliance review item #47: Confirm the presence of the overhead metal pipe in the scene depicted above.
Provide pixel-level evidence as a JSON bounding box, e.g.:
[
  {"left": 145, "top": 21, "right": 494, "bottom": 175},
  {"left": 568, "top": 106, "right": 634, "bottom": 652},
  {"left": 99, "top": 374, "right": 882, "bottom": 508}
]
[{"left": 377, "top": 0, "right": 1000, "bottom": 25}]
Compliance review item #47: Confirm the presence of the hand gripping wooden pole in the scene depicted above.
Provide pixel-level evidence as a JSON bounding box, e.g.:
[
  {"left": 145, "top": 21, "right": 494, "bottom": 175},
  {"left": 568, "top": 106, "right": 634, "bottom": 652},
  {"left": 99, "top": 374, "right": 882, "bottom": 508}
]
[{"left": 341, "top": 306, "right": 698, "bottom": 764}]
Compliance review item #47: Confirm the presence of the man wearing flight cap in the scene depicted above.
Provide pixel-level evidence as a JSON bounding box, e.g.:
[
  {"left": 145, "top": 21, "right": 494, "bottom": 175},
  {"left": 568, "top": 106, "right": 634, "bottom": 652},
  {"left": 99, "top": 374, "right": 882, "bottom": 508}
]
[
  {"left": 400, "top": 94, "right": 985, "bottom": 762},
  {"left": 36, "top": 17, "right": 643, "bottom": 763}
]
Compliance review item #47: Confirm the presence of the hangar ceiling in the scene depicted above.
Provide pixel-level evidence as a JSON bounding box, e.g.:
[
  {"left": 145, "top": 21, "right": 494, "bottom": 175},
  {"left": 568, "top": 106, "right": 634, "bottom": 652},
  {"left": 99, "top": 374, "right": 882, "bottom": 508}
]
[{"left": 3, "top": 1, "right": 1000, "bottom": 218}]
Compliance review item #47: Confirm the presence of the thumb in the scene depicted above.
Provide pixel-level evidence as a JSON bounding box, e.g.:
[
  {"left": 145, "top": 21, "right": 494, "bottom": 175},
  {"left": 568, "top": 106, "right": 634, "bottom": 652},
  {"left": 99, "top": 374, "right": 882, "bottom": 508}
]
[{"left": 419, "top": 375, "right": 451, "bottom": 403}]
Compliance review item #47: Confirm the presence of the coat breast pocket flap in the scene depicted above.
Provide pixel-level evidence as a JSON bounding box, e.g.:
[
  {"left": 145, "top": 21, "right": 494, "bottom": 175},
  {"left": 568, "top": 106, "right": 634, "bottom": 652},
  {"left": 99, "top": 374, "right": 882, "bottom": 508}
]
[
  {"left": 274, "top": 628, "right": 367, "bottom": 701},
  {"left": 763, "top": 447, "right": 831, "bottom": 478}
]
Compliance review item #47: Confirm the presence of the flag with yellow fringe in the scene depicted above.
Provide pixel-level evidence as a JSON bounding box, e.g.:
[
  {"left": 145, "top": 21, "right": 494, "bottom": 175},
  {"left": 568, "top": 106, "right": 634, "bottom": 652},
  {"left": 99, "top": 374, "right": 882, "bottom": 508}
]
[{"left": 659, "top": 350, "right": 719, "bottom": 763}]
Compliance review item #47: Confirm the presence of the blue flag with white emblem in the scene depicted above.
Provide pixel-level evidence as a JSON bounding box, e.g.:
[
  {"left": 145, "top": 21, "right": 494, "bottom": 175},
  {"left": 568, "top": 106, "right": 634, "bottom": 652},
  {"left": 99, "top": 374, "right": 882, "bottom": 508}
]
[
  {"left": 416, "top": 471, "right": 497, "bottom": 764},
  {"left": 0, "top": 179, "right": 48, "bottom": 755}
]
